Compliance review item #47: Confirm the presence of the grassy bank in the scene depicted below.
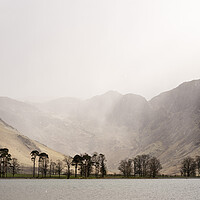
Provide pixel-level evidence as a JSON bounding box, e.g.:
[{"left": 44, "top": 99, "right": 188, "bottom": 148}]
[{"left": 1, "top": 174, "right": 198, "bottom": 179}]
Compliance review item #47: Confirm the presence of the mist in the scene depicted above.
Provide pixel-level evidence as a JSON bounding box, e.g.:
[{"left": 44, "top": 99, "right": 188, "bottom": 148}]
[{"left": 1, "top": 0, "right": 200, "bottom": 102}]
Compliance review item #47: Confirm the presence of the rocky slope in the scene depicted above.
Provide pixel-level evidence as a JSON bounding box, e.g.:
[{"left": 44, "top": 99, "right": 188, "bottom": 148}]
[
  {"left": 140, "top": 80, "right": 200, "bottom": 174},
  {"left": 0, "top": 118, "right": 65, "bottom": 171}
]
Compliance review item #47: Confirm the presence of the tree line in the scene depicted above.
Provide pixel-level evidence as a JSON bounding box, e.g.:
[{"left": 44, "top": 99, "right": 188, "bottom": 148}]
[
  {"left": 118, "top": 154, "right": 200, "bottom": 178},
  {"left": 30, "top": 151, "right": 107, "bottom": 178},
  {"left": 180, "top": 156, "right": 200, "bottom": 177},
  {"left": 1, "top": 147, "right": 107, "bottom": 178},
  {"left": 3, "top": 146, "right": 200, "bottom": 178},
  {"left": 118, "top": 154, "right": 162, "bottom": 178}
]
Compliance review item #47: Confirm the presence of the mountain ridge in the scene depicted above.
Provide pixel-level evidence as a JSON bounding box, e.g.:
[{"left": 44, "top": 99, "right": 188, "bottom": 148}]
[{"left": 0, "top": 79, "right": 200, "bottom": 174}]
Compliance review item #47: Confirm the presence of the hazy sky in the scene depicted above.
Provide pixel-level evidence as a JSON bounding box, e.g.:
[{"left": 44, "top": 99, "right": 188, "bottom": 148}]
[{"left": 1, "top": 0, "right": 200, "bottom": 101}]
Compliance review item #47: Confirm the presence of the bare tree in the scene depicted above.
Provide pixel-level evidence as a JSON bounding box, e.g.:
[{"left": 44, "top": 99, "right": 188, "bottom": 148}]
[
  {"left": 56, "top": 160, "right": 63, "bottom": 178},
  {"left": 196, "top": 156, "right": 200, "bottom": 176},
  {"left": 10, "top": 158, "right": 20, "bottom": 177},
  {"left": 181, "top": 156, "right": 196, "bottom": 177},
  {"left": 141, "top": 154, "right": 150, "bottom": 177},
  {"left": 118, "top": 159, "right": 133, "bottom": 177},
  {"left": 133, "top": 155, "right": 142, "bottom": 176},
  {"left": 63, "top": 156, "right": 73, "bottom": 179},
  {"left": 49, "top": 160, "right": 56, "bottom": 177},
  {"left": 148, "top": 157, "right": 162, "bottom": 178}
]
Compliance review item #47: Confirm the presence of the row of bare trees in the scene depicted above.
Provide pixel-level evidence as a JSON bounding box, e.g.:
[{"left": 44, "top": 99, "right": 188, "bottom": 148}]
[
  {"left": 0, "top": 148, "right": 20, "bottom": 177},
  {"left": 3, "top": 148, "right": 200, "bottom": 178},
  {"left": 118, "top": 154, "right": 162, "bottom": 178},
  {"left": 180, "top": 156, "right": 200, "bottom": 177},
  {"left": 30, "top": 151, "right": 107, "bottom": 178}
]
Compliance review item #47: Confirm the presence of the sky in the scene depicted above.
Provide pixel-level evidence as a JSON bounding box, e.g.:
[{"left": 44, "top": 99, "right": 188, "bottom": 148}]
[{"left": 0, "top": 0, "right": 200, "bottom": 102}]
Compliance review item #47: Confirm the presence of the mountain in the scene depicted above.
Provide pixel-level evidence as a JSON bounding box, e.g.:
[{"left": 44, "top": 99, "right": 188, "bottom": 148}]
[
  {"left": 0, "top": 92, "right": 141, "bottom": 171},
  {"left": 107, "top": 93, "right": 150, "bottom": 130},
  {"left": 140, "top": 80, "right": 200, "bottom": 173},
  {"left": 0, "top": 118, "right": 65, "bottom": 172},
  {"left": 0, "top": 80, "right": 200, "bottom": 174}
]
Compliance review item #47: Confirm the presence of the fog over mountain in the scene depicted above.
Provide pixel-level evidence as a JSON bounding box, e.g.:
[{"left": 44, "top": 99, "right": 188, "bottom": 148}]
[
  {"left": 0, "top": 79, "right": 200, "bottom": 174},
  {"left": 1, "top": 0, "right": 200, "bottom": 102}
]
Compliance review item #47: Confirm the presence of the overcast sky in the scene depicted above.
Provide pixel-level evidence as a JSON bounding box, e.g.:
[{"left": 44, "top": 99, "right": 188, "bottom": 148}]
[{"left": 0, "top": 0, "right": 200, "bottom": 102}]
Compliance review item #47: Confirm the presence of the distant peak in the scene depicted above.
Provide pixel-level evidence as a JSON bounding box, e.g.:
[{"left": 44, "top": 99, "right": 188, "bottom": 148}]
[
  {"left": 103, "top": 90, "right": 121, "bottom": 96},
  {"left": 123, "top": 93, "right": 147, "bottom": 100}
]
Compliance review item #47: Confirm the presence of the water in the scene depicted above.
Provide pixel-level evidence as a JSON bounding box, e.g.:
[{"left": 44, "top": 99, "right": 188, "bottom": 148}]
[{"left": 0, "top": 179, "right": 200, "bottom": 200}]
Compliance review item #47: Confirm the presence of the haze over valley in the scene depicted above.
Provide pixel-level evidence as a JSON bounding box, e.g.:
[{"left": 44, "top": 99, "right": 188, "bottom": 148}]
[{"left": 1, "top": 79, "right": 200, "bottom": 174}]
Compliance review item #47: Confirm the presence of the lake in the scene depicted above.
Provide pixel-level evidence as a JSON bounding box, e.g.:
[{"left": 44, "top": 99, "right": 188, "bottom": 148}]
[{"left": 0, "top": 179, "right": 200, "bottom": 200}]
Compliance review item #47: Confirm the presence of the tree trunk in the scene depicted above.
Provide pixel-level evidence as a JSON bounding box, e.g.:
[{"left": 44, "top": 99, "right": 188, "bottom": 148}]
[
  {"left": 0, "top": 161, "right": 2, "bottom": 178},
  {"left": 2, "top": 160, "right": 5, "bottom": 178},
  {"left": 33, "top": 159, "right": 35, "bottom": 178},
  {"left": 75, "top": 164, "right": 77, "bottom": 178},
  {"left": 12, "top": 167, "right": 14, "bottom": 177},
  {"left": 38, "top": 163, "right": 40, "bottom": 178},
  {"left": 49, "top": 164, "right": 51, "bottom": 177},
  {"left": 67, "top": 166, "right": 70, "bottom": 179}
]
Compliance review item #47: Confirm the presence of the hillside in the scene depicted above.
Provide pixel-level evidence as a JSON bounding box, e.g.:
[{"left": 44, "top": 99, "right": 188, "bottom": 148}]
[
  {"left": 139, "top": 80, "right": 200, "bottom": 173},
  {"left": 0, "top": 118, "right": 65, "bottom": 171},
  {"left": 0, "top": 80, "right": 200, "bottom": 174}
]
